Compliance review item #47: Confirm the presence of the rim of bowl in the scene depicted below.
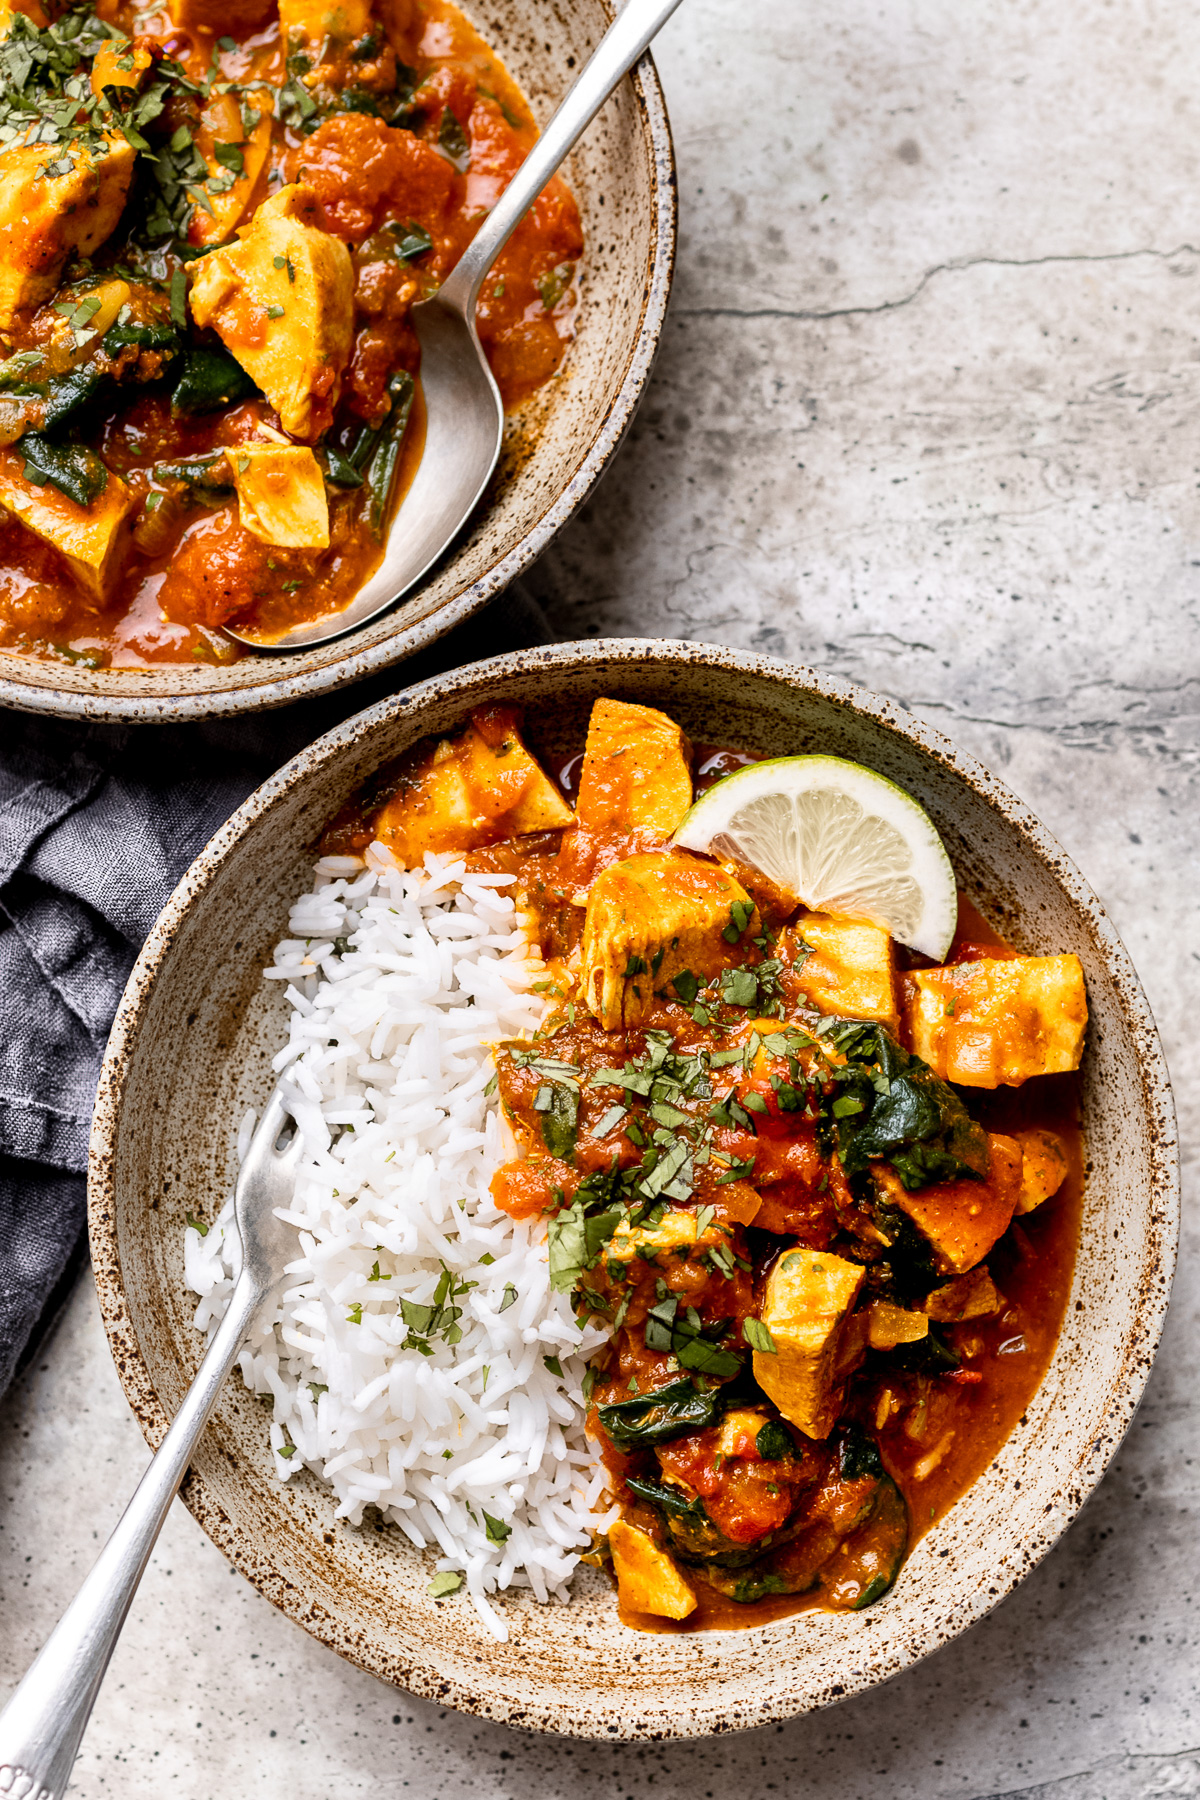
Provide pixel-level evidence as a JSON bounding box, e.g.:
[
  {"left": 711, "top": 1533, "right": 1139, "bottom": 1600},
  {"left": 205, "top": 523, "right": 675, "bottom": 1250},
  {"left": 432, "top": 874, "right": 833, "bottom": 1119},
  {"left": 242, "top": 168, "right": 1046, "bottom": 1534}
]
[
  {"left": 0, "top": 47, "right": 676, "bottom": 725},
  {"left": 88, "top": 638, "right": 1181, "bottom": 1734}
]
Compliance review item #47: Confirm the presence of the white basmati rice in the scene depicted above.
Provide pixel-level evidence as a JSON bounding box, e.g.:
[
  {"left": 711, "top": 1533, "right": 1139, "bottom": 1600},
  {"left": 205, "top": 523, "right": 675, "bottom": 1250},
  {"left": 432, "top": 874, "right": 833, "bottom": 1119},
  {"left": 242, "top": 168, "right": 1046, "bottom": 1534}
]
[{"left": 185, "top": 844, "right": 614, "bottom": 1640}]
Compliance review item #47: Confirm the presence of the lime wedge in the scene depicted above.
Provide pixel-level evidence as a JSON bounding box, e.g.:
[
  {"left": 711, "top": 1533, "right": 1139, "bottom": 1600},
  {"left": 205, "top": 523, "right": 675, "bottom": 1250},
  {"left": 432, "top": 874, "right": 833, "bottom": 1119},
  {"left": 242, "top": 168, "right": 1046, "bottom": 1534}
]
[{"left": 672, "top": 755, "right": 957, "bottom": 960}]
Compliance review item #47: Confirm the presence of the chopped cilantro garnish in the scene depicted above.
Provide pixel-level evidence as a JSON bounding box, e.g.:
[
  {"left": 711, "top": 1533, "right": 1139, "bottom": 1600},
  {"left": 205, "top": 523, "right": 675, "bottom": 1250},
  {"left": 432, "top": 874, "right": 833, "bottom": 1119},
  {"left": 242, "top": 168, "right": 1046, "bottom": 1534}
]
[
  {"left": 386, "top": 219, "right": 433, "bottom": 261},
  {"left": 718, "top": 967, "right": 759, "bottom": 1009},
  {"left": 537, "top": 1081, "right": 579, "bottom": 1160},
  {"left": 398, "top": 1261, "right": 474, "bottom": 1351},
  {"left": 211, "top": 138, "right": 244, "bottom": 176},
  {"left": 723, "top": 898, "right": 755, "bottom": 942},
  {"left": 536, "top": 260, "right": 574, "bottom": 310},
  {"left": 593, "top": 1103, "right": 628, "bottom": 1138},
  {"left": 742, "top": 1318, "right": 777, "bottom": 1354},
  {"left": 482, "top": 1510, "right": 511, "bottom": 1544}
]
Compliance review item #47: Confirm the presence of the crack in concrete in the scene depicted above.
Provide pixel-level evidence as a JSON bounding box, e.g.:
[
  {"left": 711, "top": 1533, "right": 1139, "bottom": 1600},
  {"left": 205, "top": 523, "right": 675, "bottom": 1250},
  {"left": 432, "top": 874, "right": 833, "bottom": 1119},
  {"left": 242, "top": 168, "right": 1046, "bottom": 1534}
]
[
  {"left": 901, "top": 675, "right": 1200, "bottom": 711},
  {"left": 838, "top": 630, "right": 940, "bottom": 656},
  {"left": 895, "top": 695, "right": 1200, "bottom": 767},
  {"left": 972, "top": 1742, "right": 1200, "bottom": 1799},
  {"left": 677, "top": 244, "right": 1200, "bottom": 324}
]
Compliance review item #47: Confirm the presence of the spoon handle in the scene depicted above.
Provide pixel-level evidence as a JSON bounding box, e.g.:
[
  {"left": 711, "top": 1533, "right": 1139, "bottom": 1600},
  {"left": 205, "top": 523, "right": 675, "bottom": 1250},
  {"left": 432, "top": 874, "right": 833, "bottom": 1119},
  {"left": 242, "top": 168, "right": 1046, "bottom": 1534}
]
[
  {"left": 0, "top": 1274, "right": 262, "bottom": 1800},
  {"left": 438, "top": 0, "right": 686, "bottom": 316}
]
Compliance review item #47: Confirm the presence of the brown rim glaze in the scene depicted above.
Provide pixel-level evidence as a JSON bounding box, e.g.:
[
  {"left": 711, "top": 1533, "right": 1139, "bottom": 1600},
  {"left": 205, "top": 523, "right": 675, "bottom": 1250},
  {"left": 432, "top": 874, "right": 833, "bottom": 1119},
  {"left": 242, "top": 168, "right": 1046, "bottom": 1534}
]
[
  {"left": 88, "top": 640, "right": 1180, "bottom": 1738},
  {"left": 0, "top": 5, "right": 676, "bottom": 723}
]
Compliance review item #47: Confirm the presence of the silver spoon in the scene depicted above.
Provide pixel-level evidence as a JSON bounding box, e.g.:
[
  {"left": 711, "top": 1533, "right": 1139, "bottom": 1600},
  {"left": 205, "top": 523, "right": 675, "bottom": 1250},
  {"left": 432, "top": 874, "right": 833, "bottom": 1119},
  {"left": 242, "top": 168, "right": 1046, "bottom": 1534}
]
[
  {"left": 225, "top": 0, "right": 685, "bottom": 652},
  {"left": 0, "top": 1087, "right": 304, "bottom": 1800}
]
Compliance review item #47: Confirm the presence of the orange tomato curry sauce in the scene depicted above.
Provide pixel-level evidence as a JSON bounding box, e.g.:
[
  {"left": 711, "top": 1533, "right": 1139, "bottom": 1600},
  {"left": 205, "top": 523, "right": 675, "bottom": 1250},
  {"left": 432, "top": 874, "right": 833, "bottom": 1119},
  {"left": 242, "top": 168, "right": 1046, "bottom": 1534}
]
[
  {"left": 0, "top": 0, "right": 581, "bottom": 666},
  {"left": 323, "top": 699, "right": 1084, "bottom": 1632}
]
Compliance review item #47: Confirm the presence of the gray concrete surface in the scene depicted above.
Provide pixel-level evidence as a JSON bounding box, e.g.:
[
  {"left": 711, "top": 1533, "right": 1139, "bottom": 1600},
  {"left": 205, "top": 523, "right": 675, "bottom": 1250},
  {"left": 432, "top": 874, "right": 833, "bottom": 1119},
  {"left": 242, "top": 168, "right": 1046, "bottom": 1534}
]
[{"left": 3, "top": 0, "right": 1199, "bottom": 1792}]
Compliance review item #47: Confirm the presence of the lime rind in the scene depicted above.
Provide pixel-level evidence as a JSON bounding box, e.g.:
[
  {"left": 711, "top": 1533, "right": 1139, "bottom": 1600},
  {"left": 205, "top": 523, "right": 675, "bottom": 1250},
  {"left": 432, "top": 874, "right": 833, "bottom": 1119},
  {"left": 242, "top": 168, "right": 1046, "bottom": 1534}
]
[{"left": 672, "top": 754, "right": 958, "bottom": 960}]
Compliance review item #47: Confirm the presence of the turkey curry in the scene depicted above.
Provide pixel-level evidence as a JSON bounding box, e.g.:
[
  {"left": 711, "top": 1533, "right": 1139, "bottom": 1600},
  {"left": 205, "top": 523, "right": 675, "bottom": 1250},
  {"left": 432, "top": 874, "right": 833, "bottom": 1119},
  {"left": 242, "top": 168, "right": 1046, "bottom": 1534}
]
[
  {"left": 0, "top": 0, "right": 581, "bottom": 666},
  {"left": 322, "top": 697, "right": 1087, "bottom": 1630}
]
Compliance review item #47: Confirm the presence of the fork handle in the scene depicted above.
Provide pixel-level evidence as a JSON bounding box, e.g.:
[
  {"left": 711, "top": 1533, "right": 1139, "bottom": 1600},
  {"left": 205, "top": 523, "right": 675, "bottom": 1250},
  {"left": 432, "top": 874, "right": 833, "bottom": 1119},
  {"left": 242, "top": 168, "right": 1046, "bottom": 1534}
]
[
  {"left": 438, "top": 0, "right": 686, "bottom": 317},
  {"left": 0, "top": 1274, "right": 263, "bottom": 1800}
]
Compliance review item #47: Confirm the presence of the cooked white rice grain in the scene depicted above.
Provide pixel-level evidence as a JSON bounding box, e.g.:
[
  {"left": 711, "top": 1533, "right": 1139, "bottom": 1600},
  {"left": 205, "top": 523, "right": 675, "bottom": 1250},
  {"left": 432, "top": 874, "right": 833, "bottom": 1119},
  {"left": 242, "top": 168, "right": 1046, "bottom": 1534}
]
[{"left": 186, "top": 848, "right": 613, "bottom": 1641}]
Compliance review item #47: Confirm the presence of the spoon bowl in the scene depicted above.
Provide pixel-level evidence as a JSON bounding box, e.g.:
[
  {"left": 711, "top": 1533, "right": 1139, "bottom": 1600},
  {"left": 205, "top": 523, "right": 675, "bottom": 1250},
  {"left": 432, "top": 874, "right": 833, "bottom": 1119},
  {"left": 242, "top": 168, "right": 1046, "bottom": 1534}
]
[{"left": 226, "top": 298, "right": 505, "bottom": 652}]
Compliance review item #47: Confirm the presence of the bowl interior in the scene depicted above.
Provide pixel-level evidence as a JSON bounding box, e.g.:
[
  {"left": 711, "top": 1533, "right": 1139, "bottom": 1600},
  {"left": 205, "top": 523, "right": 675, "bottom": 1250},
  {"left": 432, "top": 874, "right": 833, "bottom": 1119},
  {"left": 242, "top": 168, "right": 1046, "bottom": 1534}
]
[
  {"left": 88, "top": 642, "right": 1179, "bottom": 1738},
  {"left": 0, "top": 3, "right": 673, "bottom": 723}
]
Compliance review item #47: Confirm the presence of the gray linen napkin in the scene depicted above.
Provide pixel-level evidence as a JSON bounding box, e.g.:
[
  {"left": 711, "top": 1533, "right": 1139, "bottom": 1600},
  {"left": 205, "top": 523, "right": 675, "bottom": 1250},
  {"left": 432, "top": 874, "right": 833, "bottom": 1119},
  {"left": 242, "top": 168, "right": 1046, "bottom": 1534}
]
[{"left": 0, "top": 585, "right": 553, "bottom": 1394}]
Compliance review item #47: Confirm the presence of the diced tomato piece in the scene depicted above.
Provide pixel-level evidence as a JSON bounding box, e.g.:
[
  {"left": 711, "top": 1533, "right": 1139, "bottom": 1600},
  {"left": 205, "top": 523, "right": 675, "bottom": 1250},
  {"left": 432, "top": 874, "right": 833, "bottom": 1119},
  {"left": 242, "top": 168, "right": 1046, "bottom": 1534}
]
[
  {"left": 490, "top": 1158, "right": 570, "bottom": 1220},
  {"left": 290, "top": 114, "right": 454, "bottom": 242}
]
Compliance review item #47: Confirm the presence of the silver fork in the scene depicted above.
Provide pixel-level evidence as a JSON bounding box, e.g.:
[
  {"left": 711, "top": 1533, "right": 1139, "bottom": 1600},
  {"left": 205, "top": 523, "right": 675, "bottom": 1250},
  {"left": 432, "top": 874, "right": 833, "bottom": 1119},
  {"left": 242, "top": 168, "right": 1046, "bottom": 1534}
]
[{"left": 0, "top": 1087, "right": 303, "bottom": 1800}]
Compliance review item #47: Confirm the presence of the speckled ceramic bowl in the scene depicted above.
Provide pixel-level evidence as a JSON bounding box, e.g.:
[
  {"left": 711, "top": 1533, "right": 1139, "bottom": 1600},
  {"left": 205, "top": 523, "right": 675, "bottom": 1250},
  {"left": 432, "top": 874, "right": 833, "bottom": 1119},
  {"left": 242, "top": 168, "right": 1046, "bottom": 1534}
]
[
  {"left": 0, "top": 5, "right": 674, "bottom": 725},
  {"left": 88, "top": 640, "right": 1179, "bottom": 1739}
]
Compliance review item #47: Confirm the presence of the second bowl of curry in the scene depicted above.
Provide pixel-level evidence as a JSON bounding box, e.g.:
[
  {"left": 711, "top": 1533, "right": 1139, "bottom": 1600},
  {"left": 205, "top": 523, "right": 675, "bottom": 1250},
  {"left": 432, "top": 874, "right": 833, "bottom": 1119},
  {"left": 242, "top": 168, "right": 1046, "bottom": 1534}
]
[{"left": 0, "top": 0, "right": 674, "bottom": 720}]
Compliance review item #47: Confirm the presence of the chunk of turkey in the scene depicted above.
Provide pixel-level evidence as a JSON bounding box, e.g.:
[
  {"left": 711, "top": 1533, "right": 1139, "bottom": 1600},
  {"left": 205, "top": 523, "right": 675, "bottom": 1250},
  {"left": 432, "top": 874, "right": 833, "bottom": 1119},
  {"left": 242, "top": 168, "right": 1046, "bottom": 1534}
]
[
  {"left": 231, "top": 443, "right": 329, "bottom": 548},
  {"left": 188, "top": 185, "right": 353, "bottom": 441},
  {"left": 0, "top": 137, "right": 136, "bottom": 330}
]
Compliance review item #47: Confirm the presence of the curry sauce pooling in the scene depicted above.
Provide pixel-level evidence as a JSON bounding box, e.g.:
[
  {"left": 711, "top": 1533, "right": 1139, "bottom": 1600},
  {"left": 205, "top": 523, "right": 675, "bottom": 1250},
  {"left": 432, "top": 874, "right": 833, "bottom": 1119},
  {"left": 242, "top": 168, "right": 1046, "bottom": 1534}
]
[
  {"left": 0, "top": 0, "right": 581, "bottom": 666},
  {"left": 322, "top": 696, "right": 1087, "bottom": 1632}
]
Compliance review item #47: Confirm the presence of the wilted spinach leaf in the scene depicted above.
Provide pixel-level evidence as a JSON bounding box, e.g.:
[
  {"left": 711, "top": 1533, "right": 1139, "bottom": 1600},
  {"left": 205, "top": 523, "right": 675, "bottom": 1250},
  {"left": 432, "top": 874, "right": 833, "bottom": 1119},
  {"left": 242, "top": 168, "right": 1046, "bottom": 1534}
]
[
  {"left": 837, "top": 1423, "right": 884, "bottom": 1483},
  {"left": 38, "top": 365, "right": 108, "bottom": 430},
  {"left": 171, "top": 347, "right": 257, "bottom": 415},
  {"left": 826, "top": 1022, "right": 988, "bottom": 1192},
  {"left": 20, "top": 432, "right": 107, "bottom": 507},
  {"left": 365, "top": 369, "right": 415, "bottom": 536},
  {"left": 323, "top": 444, "right": 364, "bottom": 487},
  {"left": 103, "top": 318, "right": 180, "bottom": 359},
  {"left": 597, "top": 1376, "right": 723, "bottom": 1450},
  {"left": 624, "top": 1475, "right": 708, "bottom": 1523},
  {"left": 755, "top": 1418, "right": 796, "bottom": 1461},
  {"left": 728, "top": 1571, "right": 793, "bottom": 1603},
  {"left": 152, "top": 452, "right": 233, "bottom": 491},
  {"left": 887, "top": 1324, "right": 960, "bottom": 1375},
  {"left": 437, "top": 105, "right": 470, "bottom": 170}
]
